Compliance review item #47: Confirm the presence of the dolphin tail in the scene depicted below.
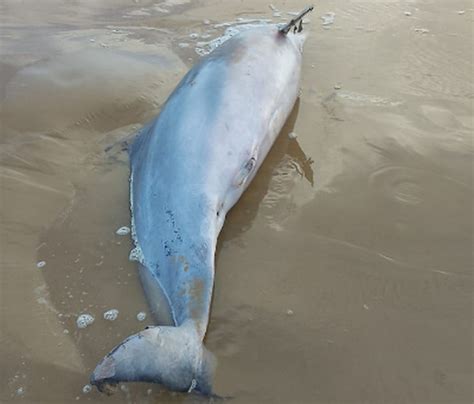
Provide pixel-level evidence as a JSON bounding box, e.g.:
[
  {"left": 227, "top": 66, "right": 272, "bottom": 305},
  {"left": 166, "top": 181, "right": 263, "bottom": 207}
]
[{"left": 90, "top": 322, "right": 215, "bottom": 395}]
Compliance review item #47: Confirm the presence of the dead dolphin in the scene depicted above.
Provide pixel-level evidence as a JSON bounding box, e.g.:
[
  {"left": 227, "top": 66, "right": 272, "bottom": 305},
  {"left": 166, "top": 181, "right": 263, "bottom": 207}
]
[{"left": 91, "top": 6, "right": 313, "bottom": 395}]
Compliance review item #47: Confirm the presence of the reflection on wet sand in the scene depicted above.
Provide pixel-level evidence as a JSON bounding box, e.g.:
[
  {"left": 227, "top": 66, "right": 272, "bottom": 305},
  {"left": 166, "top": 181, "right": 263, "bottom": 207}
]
[{"left": 1, "top": 0, "right": 472, "bottom": 403}]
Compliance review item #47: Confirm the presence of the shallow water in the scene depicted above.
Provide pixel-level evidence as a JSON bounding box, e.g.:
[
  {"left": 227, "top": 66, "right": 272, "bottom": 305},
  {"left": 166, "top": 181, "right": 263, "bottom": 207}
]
[{"left": 1, "top": 0, "right": 472, "bottom": 403}]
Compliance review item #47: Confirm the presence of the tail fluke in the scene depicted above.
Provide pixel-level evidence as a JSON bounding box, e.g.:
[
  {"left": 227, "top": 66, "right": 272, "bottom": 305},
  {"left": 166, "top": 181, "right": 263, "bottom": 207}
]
[{"left": 90, "top": 322, "right": 215, "bottom": 395}]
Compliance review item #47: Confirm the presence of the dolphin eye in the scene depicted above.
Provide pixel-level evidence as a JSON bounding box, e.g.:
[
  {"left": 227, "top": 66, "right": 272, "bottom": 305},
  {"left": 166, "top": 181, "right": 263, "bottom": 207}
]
[
  {"left": 245, "top": 157, "right": 256, "bottom": 172},
  {"left": 233, "top": 156, "right": 257, "bottom": 187}
]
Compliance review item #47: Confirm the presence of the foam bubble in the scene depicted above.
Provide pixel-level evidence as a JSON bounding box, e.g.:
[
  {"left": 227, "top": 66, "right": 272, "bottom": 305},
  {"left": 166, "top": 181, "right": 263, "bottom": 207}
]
[
  {"left": 129, "top": 246, "right": 144, "bottom": 263},
  {"left": 82, "top": 384, "right": 92, "bottom": 394},
  {"left": 116, "top": 226, "right": 130, "bottom": 236},
  {"left": 195, "top": 21, "right": 272, "bottom": 56},
  {"left": 136, "top": 311, "right": 147, "bottom": 321},
  {"left": 76, "top": 314, "right": 95, "bottom": 329},
  {"left": 103, "top": 309, "right": 119, "bottom": 321},
  {"left": 321, "top": 12, "right": 336, "bottom": 27},
  {"left": 187, "top": 378, "right": 197, "bottom": 393},
  {"left": 36, "top": 261, "right": 46, "bottom": 268}
]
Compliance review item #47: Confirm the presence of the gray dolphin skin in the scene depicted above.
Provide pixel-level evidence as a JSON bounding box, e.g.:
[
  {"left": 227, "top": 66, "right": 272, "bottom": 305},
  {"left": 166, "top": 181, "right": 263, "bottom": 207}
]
[{"left": 91, "top": 7, "right": 312, "bottom": 395}]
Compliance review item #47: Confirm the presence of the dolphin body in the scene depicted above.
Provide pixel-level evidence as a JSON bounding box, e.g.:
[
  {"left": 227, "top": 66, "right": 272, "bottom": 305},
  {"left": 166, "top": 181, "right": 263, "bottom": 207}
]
[{"left": 91, "top": 8, "right": 311, "bottom": 395}]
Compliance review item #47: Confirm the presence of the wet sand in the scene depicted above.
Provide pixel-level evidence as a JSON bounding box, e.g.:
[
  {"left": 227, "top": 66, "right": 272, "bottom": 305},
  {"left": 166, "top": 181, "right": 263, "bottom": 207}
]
[{"left": 1, "top": 0, "right": 472, "bottom": 403}]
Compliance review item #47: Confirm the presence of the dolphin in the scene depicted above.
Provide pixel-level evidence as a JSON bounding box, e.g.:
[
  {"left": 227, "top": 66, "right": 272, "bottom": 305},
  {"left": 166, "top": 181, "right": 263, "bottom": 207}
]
[{"left": 91, "top": 6, "right": 313, "bottom": 395}]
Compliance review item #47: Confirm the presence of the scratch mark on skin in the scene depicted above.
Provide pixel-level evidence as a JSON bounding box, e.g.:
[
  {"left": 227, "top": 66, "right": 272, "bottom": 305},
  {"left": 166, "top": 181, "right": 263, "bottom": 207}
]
[
  {"left": 191, "top": 243, "right": 209, "bottom": 266},
  {"left": 188, "top": 279, "right": 205, "bottom": 320},
  {"left": 171, "top": 255, "right": 190, "bottom": 272}
]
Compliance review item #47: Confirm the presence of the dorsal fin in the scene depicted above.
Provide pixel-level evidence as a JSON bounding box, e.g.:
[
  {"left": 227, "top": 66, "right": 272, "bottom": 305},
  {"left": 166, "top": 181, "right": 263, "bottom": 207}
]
[{"left": 279, "top": 5, "right": 314, "bottom": 35}]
